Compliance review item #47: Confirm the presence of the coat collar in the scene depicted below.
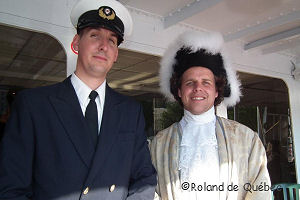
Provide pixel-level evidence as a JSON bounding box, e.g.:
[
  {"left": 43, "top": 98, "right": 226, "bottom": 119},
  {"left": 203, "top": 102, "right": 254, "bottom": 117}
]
[
  {"left": 49, "top": 76, "right": 95, "bottom": 167},
  {"left": 49, "top": 76, "right": 124, "bottom": 168}
]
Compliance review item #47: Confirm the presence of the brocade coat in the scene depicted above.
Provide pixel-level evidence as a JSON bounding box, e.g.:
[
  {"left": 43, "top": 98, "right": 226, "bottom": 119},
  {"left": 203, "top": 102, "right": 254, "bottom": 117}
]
[{"left": 150, "top": 117, "right": 271, "bottom": 200}]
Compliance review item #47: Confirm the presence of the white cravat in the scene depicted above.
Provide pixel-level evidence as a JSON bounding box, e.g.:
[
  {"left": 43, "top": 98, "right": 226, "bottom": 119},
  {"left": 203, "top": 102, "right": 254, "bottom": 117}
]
[{"left": 179, "top": 107, "right": 220, "bottom": 199}]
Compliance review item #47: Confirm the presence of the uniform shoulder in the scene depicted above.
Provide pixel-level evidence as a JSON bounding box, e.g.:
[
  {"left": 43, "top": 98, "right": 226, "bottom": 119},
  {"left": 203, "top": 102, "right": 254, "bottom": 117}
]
[
  {"left": 107, "top": 86, "right": 140, "bottom": 107},
  {"left": 17, "top": 81, "right": 63, "bottom": 99}
]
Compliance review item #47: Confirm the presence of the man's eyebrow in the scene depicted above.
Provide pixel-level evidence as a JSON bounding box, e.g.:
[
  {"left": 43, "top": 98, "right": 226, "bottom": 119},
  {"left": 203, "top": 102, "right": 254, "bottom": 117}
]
[
  {"left": 110, "top": 32, "right": 118, "bottom": 38},
  {"left": 202, "top": 78, "right": 213, "bottom": 82},
  {"left": 183, "top": 78, "right": 213, "bottom": 82},
  {"left": 183, "top": 78, "right": 195, "bottom": 82}
]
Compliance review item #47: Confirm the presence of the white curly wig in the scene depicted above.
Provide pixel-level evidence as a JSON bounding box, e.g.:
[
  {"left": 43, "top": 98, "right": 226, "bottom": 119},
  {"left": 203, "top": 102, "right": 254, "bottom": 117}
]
[{"left": 159, "top": 31, "right": 241, "bottom": 107}]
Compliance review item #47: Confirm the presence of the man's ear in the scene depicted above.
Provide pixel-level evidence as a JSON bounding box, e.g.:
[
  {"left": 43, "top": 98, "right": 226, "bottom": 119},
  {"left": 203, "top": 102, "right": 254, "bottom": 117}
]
[
  {"left": 178, "top": 88, "right": 182, "bottom": 98},
  {"left": 114, "top": 48, "right": 119, "bottom": 62},
  {"left": 72, "top": 34, "right": 80, "bottom": 51}
]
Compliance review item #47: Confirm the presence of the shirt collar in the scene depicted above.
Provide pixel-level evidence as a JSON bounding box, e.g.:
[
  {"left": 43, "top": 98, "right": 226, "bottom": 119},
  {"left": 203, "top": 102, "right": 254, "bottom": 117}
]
[
  {"left": 179, "top": 106, "right": 216, "bottom": 129},
  {"left": 70, "top": 73, "right": 106, "bottom": 106}
]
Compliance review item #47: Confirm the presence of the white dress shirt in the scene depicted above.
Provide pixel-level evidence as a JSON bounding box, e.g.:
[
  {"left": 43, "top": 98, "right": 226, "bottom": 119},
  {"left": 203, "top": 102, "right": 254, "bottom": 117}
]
[{"left": 71, "top": 73, "right": 106, "bottom": 133}]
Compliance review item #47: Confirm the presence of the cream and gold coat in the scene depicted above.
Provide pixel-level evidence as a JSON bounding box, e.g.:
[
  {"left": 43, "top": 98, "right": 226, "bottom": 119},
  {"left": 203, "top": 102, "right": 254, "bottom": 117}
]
[{"left": 150, "top": 117, "right": 271, "bottom": 200}]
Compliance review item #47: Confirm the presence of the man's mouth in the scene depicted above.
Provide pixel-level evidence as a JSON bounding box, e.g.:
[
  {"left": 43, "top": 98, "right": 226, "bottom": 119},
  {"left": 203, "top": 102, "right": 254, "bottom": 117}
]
[
  {"left": 94, "top": 55, "right": 107, "bottom": 61},
  {"left": 191, "top": 97, "right": 205, "bottom": 100}
]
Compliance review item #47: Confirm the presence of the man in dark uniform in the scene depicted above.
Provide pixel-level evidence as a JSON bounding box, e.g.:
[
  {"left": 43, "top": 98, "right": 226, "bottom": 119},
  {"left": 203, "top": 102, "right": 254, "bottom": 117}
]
[{"left": 0, "top": 0, "right": 157, "bottom": 199}]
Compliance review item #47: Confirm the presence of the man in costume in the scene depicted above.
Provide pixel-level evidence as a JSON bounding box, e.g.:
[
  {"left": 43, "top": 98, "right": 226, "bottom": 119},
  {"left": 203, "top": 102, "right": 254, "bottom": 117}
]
[
  {"left": 0, "top": 0, "right": 156, "bottom": 199},
  {"left": 150, "top": 31, "right": 271, "bottom": 200}
]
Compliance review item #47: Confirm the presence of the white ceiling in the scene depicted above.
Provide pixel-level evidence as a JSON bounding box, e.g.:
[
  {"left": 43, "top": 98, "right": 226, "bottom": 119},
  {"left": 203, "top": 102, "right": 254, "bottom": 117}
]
[{"left": 121, "top": 0, "right": 300, "bottom": 59}]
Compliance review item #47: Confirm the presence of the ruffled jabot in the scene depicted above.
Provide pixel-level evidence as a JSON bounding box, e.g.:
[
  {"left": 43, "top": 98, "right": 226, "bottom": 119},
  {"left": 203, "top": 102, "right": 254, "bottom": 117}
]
[{"left": 179, "top": 107, "right": 220, "bottom": 199}]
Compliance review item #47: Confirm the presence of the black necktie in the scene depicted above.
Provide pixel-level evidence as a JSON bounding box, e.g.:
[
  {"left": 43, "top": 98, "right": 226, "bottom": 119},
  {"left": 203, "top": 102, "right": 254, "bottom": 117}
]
[{"left": 85, "top": 90, "right": 98, "bottom": 147}]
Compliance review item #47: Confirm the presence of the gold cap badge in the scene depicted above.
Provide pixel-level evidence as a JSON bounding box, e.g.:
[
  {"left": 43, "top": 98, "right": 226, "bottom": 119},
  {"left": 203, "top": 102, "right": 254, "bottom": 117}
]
[{"left": 99, "top": 6, "right": 116, "bottom": 20}]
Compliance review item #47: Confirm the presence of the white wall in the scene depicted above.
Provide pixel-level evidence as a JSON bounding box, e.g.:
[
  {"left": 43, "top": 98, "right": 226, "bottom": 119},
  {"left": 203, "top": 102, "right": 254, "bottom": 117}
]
[{"left": 1, "top": 0, "right": 300, "bottom": 181}]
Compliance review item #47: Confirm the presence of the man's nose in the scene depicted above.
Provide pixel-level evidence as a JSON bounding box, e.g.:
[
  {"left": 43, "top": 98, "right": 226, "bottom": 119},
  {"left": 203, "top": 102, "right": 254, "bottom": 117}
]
[
  {"left": 193, "top": 82, "right": 203, "bottom": 92},
  {"left": 98, "top": 38, "right": 108, "bottom": 51}
]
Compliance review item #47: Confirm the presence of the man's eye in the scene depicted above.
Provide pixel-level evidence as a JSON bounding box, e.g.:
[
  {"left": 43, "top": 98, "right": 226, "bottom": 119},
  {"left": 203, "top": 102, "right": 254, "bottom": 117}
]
[
  {"left": 203, "top": 81, "right": 211, "bottom": 86},
  {"left": 109, "top": 38, "right": 117, "bottom": 45}
]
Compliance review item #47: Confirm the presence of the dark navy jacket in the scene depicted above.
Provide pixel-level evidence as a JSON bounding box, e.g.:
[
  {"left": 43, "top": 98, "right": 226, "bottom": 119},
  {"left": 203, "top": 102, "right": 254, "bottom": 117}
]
[{"left": 0, "top": 77, "right": 157, "bottom": 200}]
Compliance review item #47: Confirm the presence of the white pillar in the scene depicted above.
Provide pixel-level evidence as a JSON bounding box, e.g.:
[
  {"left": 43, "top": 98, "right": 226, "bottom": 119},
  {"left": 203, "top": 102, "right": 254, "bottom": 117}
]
[{"left": 285, "top": 79, "right": 300, "bottom": 183}]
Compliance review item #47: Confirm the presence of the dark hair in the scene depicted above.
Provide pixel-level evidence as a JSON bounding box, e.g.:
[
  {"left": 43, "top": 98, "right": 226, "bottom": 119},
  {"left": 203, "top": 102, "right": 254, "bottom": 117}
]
[
  {"left": 170, "top": 70, "right": 226, "bottom": 107},
  {"left": 214, "top": 75, "right": 226, "bottom": 105}
]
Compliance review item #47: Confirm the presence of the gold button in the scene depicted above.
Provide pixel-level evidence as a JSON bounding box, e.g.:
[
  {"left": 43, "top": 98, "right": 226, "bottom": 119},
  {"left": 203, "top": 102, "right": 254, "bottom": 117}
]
[
  {"left": 83, "top": 187, "right": 89, "bottom": 195},
  {"left": 109, "top": 184, "right": 116, "bottom": 192}
]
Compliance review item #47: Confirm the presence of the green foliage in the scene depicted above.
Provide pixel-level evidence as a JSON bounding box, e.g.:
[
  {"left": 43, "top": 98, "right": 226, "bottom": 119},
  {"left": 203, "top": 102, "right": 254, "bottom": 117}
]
[
  {"left": 227, "top": 108, "right": 234, "bottom": 120},
  {"left": 236, "top": 105, "right": 257, "bottom": 132},
  {"left": 224, "top": 106, "right": 258, "bottom": 131},
  {"left": 161, "top": 102, "right": 183, "bottom": 129}
]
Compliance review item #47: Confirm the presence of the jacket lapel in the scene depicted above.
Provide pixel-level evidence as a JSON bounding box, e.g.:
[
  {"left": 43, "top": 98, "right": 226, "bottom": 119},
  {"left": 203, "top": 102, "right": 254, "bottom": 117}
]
[
  {"left": 84, "top": 85, "right": 123, "bottom": 184},
  {"left": 216, "top": 117, "right": 230, "bottom": 199},
  {"left": 49, "top": 77, "right": 94, "bottom": 168}
]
